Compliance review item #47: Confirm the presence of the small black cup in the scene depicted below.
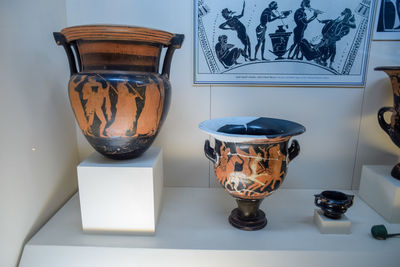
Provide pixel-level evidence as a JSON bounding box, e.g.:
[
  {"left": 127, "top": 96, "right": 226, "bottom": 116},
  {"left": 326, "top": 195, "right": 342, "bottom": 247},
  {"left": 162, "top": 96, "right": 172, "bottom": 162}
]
[{"left": 314, "top": 191, "right": 354, "bottom": 219}]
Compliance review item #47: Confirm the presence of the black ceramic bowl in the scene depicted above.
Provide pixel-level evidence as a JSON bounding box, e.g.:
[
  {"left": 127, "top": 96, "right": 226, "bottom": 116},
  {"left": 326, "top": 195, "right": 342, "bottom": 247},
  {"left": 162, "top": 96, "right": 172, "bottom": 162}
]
[{"left": 314, "top": 190, "right": 354, "bottom": 219}]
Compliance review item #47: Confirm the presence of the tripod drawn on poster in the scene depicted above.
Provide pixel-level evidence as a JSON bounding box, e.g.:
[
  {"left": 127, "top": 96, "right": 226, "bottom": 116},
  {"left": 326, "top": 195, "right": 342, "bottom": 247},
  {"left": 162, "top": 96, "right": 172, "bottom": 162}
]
[{"left": 194, "top": 0, "right": 376, "bottom": 86}]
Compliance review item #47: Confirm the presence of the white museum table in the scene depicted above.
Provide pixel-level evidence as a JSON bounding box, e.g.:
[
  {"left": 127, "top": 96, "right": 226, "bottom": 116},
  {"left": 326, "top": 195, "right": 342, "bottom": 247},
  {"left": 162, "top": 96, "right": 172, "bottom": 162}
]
[{"left": 20, "top": 188, "right": 400, "bottom": 267}]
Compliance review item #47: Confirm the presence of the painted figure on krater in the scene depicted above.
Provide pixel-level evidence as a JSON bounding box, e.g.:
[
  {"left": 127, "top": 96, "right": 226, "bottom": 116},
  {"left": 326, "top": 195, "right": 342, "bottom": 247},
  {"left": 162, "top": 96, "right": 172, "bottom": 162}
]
[
  {"left": 135, "top": 77, "right": 165, "bottom": 136},
  {"left": 386, "top": 71, "right": 400, "bottom": 130},
  {"left": 214, "top": 141, "right": 287, "bottom": 199},
  {"left": 69, "top": 76, "right": 111, "bottom": 136},
  {"left": 68, "top": 74, "right": 165, "bottom": 139},
  {"left": 388, "top": 71, "right": 400, "bottom": 97},
  {"left": 107, "top": 82, "right": 143, "bottom": 137},
  {"left": 82, "top": 77, "right": 112, "bottom": 137}
]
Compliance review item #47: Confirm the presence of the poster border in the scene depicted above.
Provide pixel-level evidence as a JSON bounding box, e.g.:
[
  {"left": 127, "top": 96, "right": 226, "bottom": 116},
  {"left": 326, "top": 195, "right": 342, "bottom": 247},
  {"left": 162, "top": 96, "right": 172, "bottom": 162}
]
[
  {"left": 372, "top": 0, "right": 400, "bottom": 41},
  {"left": 193, "top": 0, "right": 377, "bottom": 87}
]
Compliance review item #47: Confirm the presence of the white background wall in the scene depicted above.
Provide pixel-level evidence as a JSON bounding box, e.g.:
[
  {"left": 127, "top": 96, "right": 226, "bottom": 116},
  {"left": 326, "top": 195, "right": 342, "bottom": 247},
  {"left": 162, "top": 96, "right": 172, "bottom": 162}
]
[
  {"left": 67, "top": 0, "right": 400, "bottom": 189},
  {"left": 0, "top": 1, "right": 398, "bottom": 266},
  {"left": 0, "top": 0, "right": 78, "bottom": 266}
]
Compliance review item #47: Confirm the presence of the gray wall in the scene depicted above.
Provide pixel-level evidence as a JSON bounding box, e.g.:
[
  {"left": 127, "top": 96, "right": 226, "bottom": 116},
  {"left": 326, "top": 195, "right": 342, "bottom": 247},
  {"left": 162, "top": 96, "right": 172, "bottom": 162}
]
[{"left": 0, "top": 0, "right": 79, "bottom": 266}]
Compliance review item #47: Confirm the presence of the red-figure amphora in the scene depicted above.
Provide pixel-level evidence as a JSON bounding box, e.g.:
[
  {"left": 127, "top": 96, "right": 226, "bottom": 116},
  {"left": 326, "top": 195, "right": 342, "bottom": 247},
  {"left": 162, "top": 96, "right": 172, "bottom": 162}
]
[{"left": 54, "top": 25, "right": 184, "bottom": 159}]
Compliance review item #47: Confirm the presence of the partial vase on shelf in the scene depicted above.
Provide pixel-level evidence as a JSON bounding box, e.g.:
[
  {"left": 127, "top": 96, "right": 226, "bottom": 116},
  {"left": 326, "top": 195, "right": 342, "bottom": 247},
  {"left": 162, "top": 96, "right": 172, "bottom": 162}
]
[
  {"left": 199, "top": 117, "right": 305, "bottom": 231},
  {"left": 375, "top": 66, "right": 400, "bottom": 179},
  {"left": 54, "top": 25, "right": 184, "bottom": 159}
]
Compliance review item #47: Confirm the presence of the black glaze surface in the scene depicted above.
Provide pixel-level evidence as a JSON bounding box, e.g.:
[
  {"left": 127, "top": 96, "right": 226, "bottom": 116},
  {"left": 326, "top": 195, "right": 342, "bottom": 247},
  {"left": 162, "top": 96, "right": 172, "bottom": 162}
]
[
  {"left": 375, "top": 67, "right": 400, "bottom": 179},
  {"left": 217, "top": 117, "right": 305, "bottom": 138},
  {"left": 314, "top": 190, "right": 354, "bottom": 219},
  {"left": 229, "top": 199, "right": 267, "bottom": 231}
]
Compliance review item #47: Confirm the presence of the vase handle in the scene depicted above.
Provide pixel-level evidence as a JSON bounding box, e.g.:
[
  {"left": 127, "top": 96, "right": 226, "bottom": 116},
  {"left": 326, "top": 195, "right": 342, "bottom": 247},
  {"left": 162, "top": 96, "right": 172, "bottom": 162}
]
[
  {"left": 161, "top": 34, "right": 184, "bottom": 78},
  {"left": 288, "top": 139, "right": 300, "bottom": 162},
  {"left": 345, "top": 194, "right": 354, "bottom": 208},
  {"left": 314, "top": 194, "right": 322, "bottom": 207},
  {"left": 53, "top": 32, "right": 79, "bottom": 76},
  {"left": 378, "top": 106, "right": 395, "bottom": 135},
  {"left": 204, "top": 140, "right": 217, "bottom": 164}
]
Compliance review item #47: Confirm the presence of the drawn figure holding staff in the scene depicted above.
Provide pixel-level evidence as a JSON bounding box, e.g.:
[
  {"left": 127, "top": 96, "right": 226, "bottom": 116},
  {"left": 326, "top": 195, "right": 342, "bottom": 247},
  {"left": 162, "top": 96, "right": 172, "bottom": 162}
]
[
  {"left": 107, "top": 81, "right": 143, "bottom": 137},
  {"left": 81, "top": 76, "right": 112, "bottom": 137}
]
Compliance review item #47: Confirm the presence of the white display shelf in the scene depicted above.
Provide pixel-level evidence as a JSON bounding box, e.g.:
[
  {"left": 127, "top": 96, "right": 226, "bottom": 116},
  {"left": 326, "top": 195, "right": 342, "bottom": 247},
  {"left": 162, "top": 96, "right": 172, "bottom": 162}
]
[{"left": 20, "top": 188, "right": 400, "bottom": 267}]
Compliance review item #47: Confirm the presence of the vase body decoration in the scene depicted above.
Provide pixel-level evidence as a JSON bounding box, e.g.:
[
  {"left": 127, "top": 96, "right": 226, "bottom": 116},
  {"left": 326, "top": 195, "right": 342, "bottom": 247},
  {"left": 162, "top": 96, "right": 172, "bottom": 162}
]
[
  {"left": 375, "top": 66, "right": 400, "bottom": 179},
  {"left": 54, "top": 25, "right": 184, "bottom": 159},
  {"left": 199, "top": 117, "right": 305, "bottom": 230},
  {"left": 269, "top": 25, "right": 292, "bottom": 60},
  {"left": 314, "top": 190, "right": 354, "bottom": 219}
]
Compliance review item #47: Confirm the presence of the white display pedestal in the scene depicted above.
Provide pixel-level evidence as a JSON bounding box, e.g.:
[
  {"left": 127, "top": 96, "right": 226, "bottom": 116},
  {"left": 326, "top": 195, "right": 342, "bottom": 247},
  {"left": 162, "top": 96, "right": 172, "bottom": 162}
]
[
  {"left": 359, "top": 165, "right": 400, "bottom": 223},
  {"left": 19, "top": 188, "right": 400, "bottom": 267},
  {"left": 77, "top": 147, "right": 163, "bottom": 233},
  {"left": 313, "top": 209, "right": 351, "bottom": 234}
]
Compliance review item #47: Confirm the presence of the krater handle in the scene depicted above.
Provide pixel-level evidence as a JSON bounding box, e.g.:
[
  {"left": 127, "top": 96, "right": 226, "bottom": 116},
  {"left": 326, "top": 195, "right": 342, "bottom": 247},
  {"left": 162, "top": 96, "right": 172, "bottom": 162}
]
[
  {"left": 161, "top": 34, "right": 184, "bottom": 78},
  {"left": 345, "top": 194, "right": 354, "bottom": 208},
  {"left": 314, "top": 194, "right": 322, "bottom": 207},
  {"left": 288, "top": 139, "right": 300, "bottom": 162},
  {"left": 204, "top": 140, "right": 217, "bottom": 164},
  {"left": 378, "top": 106, "right": 395, "bottom": 135},
  {"left": 53, "top": 32, "right": 79, "bottom": 76}
]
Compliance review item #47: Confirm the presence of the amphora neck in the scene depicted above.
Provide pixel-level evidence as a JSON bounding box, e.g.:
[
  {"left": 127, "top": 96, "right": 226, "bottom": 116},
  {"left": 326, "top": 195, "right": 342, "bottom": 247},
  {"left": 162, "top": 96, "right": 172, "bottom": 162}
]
[{"left": 54, "top": 25, "right": 184, "bottom": 77}]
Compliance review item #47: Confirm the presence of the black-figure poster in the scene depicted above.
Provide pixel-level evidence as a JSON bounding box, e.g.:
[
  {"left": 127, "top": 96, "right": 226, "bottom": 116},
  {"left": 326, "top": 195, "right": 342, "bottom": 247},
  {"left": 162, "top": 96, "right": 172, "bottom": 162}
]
[
  {"left": 374, "top": 0, "right": 400, "bottom": 40},
  {"left": 194, "top": 0, "right": 376, "bottom": 86}
]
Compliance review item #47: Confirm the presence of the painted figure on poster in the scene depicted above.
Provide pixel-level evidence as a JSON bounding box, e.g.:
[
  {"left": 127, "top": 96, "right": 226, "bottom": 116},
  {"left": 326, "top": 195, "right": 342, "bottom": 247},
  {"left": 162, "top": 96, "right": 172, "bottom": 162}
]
[
  {"left": 215, "top": 35, "right": 244, "bottom": 68},
  {"left": 219, "top": 1, "right": 252, "bottom": 60},
  {"left": 315, "top": 8, "right": 356, "bottom": 68},
  {"left": 287, "top": 0, "right": 320, "bottom": 60},
  {"left": 254, "top": 1, "right": 290, "bottom": 60},
  {"left": 81, "top": 77, "right": 112, "bottom": 137}
]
